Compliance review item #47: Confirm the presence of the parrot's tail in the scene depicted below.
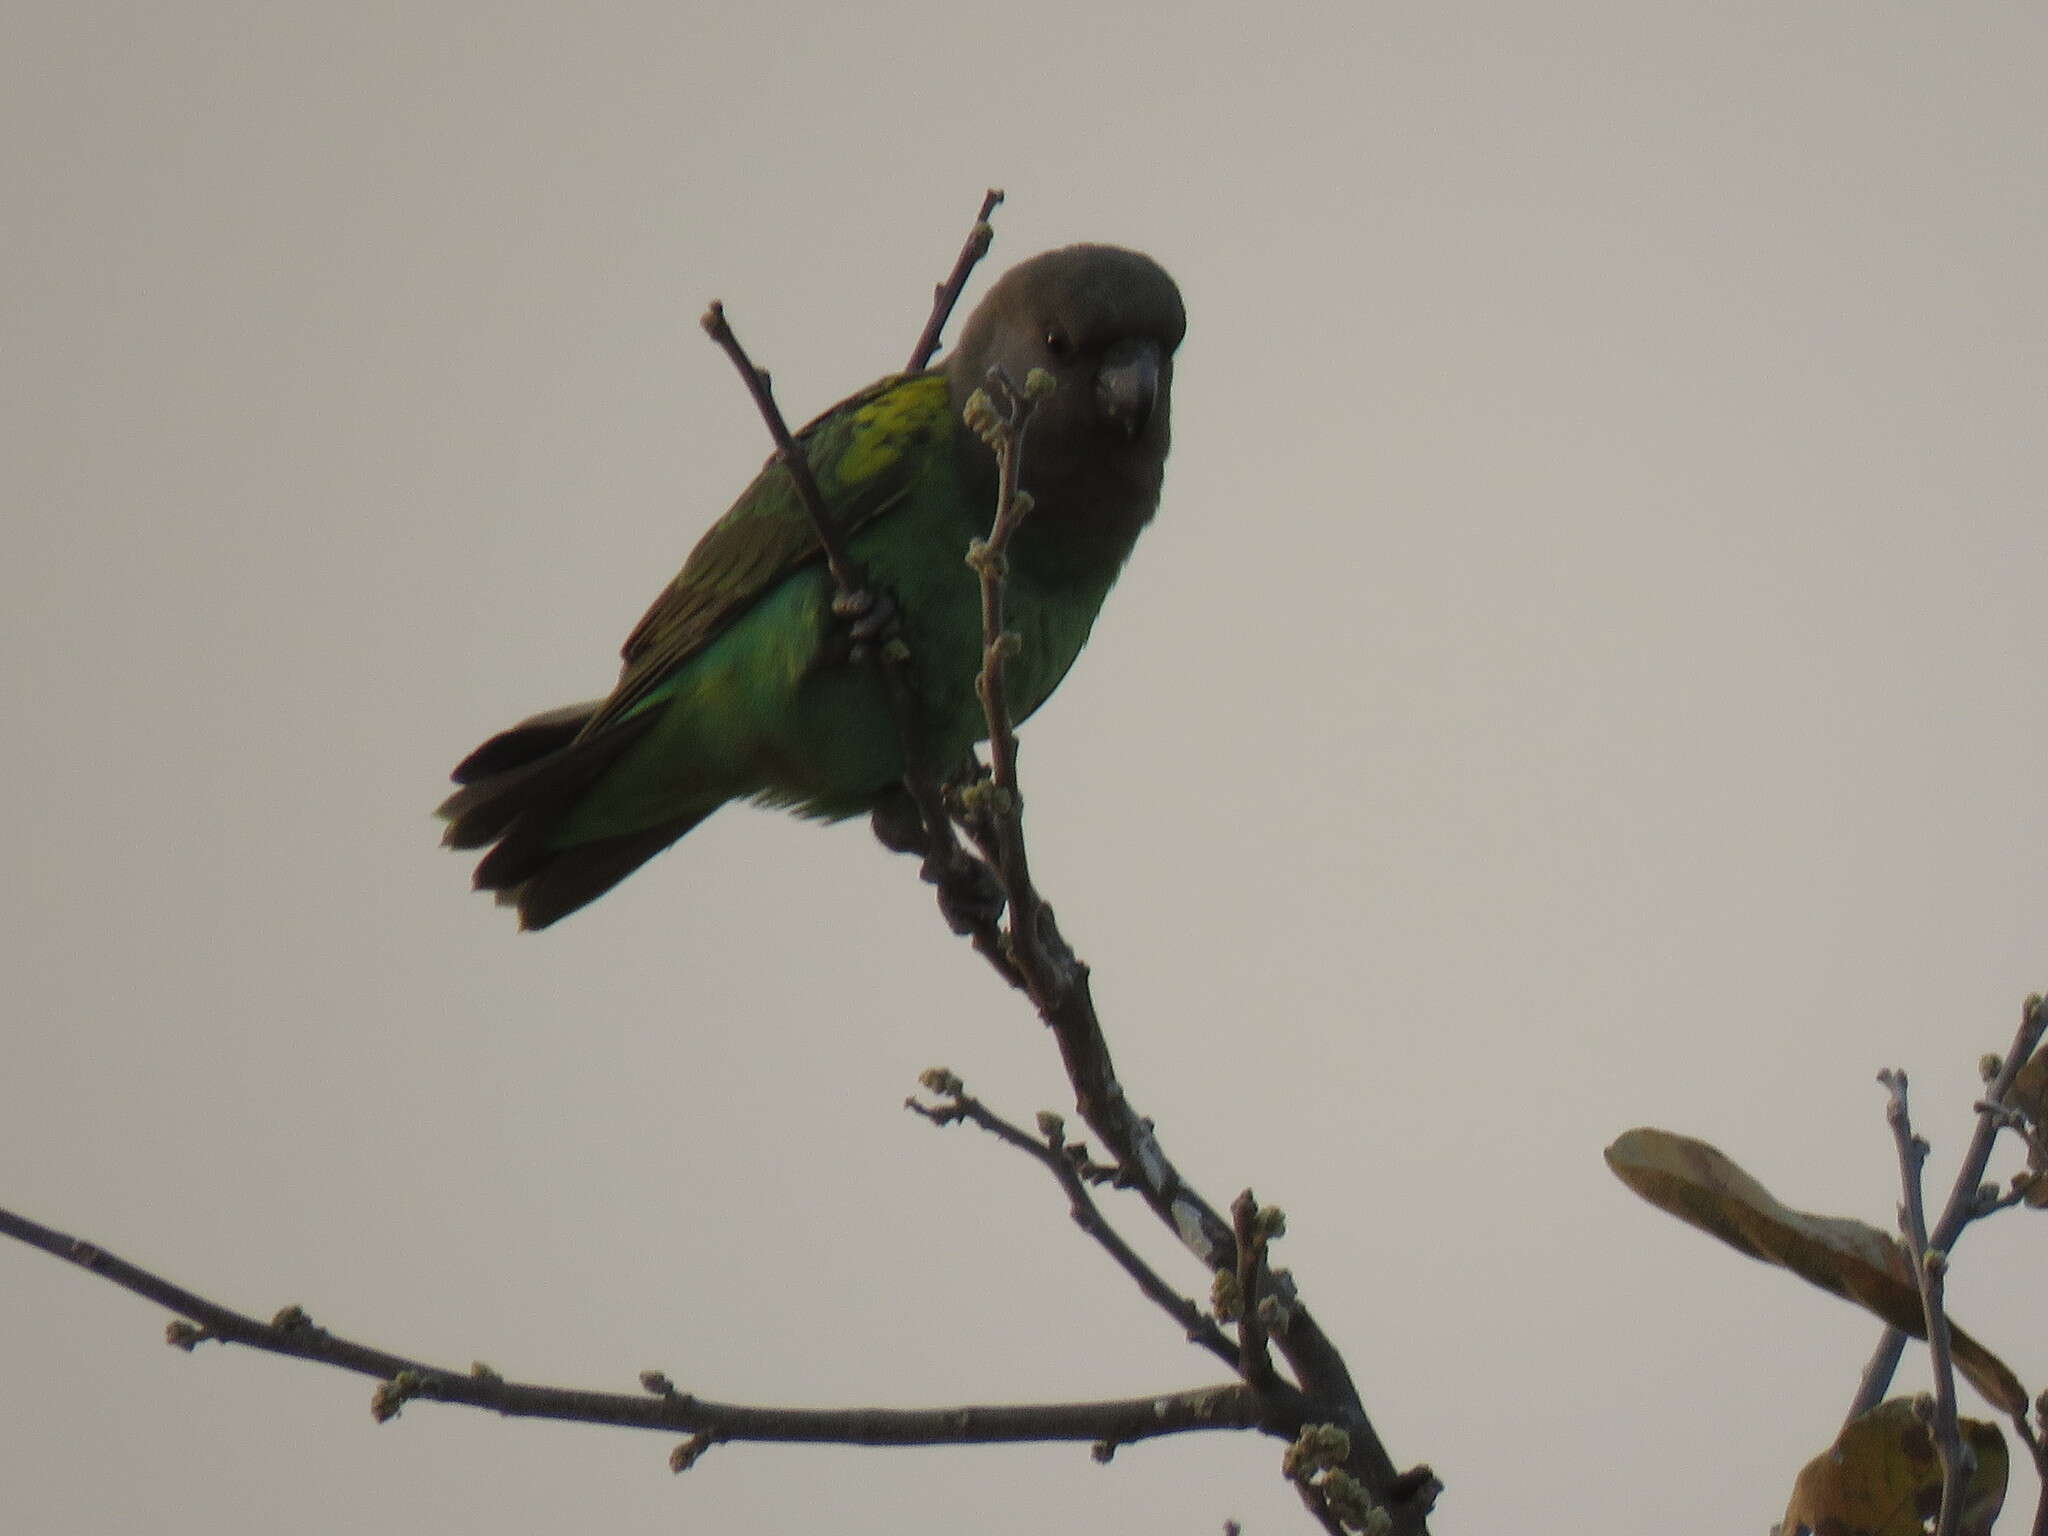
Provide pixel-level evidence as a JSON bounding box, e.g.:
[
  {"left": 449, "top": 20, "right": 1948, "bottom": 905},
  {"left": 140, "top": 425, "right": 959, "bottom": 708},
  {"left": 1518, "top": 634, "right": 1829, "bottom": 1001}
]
[{"left": 437, "top": 701, "right": 706, "bottom": 930}]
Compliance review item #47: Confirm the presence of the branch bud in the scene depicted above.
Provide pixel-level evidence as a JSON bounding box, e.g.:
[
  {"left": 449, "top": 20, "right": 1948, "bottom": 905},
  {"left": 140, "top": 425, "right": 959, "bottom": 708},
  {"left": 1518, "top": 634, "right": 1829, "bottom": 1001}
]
[
  {"left": 964, "top": 537, "right": 1004, "bottom": 578},
  {"left": 955, "top": 780, "right": 1016, "bottom": 819},
  {"left": 1035, "top": 1110, "right": 1066, "bottom": 1145},
  {"left": 918, "top": 1067, "right": 965, "bottom": 1098},
  {"left": 670, "top": 1433, "right": 714, "bottom": 1474},
  {"left": 371, "top": 1369, "right": 423, "bottom": 1425},
  {"left": 1320, "top": 1470, "right": 1388, "bottom": 1534},
  {"left": 1209, "top": 1269, "right": 1243, "bottom": 1322},
  {"left": 962, "top": 389, "right": 1002, "bottom": 444},
  {"left": 1281, "top": 1423, "right": 1352, "bottom": 1478}
]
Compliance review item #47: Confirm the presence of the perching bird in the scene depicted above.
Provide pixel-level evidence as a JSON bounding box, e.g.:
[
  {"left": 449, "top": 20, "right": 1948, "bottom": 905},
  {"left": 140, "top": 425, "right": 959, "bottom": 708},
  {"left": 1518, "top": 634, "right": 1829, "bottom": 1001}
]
[{"left": 439, "top": 244, "right": 1184, "bottom": 929}]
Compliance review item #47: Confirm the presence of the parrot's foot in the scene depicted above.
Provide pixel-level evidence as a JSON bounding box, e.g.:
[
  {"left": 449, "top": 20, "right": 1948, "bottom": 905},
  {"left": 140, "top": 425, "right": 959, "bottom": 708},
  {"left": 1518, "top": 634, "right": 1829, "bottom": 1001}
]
[
  {"left": 828, "top": 585, "right": 898, "bottom": 664},
  {"left": 869, "top": 786, "right": 1008, "bottom": 935},
  {"left": 868, "top": 785, "right": 928, "bottom": 855},
  {"left": 932, "top": 856, "right": 1006, "bottom": 935}
]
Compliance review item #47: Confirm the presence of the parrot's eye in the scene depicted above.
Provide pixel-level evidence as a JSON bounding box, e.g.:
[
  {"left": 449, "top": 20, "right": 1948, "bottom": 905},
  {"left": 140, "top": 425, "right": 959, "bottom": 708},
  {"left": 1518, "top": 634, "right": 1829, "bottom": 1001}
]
[{"left": 1043, "top": 327, "right": 1071, "bottom": 358}]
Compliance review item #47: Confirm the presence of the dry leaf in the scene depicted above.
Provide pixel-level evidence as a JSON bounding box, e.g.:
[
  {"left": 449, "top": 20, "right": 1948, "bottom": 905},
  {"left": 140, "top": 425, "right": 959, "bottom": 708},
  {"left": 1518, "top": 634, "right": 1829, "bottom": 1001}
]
[
  {"left": 1605, "top": 1128, "right": 2028, "bottom": 1414},
  {"left": 1780, "top": 1396, "right": 2006, "bottom": 1536}
]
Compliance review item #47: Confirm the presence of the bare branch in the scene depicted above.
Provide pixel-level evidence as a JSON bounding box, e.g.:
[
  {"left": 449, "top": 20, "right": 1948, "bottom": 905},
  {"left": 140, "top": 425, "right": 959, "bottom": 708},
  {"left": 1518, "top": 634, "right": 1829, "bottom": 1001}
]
[
  {"left": 1231, "top": 1191, "right": 1281, "bottom": 1394},
  {"left": 1878, "top": 1070, "right": 1969, "bottom": 1536},
  {"left": 1845, "top": 993, "right": 2048, "bottom": 1423},
  {"left": 952, "top": 352, "right": 1436, "bottom": 1533},
  {"left": 698, "top": 302, "right": 862, "bottom": 597},
  {"left": 907, "top": 1079, "right": 1242, "bottom": 1372},
  {"left": 962, "top": 367, "right": 1055, "bottom": 975},
  {"left": 1930, "top": 995, "right": 2048, "bottom": 1248},
  {"left": 5, "top": 207, "right": 1434, "bottom": 1534},
  {"left": 0, "top": 1202, "right": 1269, "bottom": 1453},
  {"left": 906, "top": 188, "right": 1005, "bottom": 373}
]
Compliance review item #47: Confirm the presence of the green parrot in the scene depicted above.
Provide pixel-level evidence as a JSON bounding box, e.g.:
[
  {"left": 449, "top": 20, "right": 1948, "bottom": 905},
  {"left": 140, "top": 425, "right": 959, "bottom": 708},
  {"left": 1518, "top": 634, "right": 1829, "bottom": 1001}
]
[{"left": 439, "top": 244, "right": 1185, "bottom": 929}]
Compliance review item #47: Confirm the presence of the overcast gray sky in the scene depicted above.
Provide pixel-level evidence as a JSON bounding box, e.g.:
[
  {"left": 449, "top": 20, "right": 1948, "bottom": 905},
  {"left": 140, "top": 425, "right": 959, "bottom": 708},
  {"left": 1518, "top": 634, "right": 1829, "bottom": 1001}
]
[{"left": 6, "top": 5, "right": 2046, "bottom": 1532}]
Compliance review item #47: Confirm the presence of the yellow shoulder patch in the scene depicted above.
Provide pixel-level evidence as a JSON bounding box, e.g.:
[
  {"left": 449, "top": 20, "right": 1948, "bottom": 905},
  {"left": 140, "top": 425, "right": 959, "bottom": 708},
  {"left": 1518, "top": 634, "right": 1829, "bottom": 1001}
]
[{"left": 832, "top": 374, "right": 949, "bottom": 491}]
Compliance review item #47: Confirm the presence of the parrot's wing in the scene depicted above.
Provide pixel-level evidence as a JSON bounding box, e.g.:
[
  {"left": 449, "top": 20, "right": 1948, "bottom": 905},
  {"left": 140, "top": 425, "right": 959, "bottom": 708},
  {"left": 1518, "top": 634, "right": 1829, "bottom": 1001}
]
[{"left": 585, "top": 371, "right": 953, "bottom": 736}]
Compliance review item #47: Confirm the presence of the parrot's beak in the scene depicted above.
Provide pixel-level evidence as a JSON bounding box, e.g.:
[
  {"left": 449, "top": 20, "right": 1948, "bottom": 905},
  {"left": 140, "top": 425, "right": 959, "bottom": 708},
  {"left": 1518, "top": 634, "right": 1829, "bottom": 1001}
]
[{"left": 1095, "top": 339, "right": 1162, "bottom": 439}]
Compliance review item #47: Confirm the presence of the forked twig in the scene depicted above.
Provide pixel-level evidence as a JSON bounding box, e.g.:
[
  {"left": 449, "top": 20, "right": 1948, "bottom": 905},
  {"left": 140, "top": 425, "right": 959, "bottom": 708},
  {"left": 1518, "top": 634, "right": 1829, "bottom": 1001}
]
[
  {"left": 1878, "top": 1069, "right": 1969, "bottom": 1536},
  {"left": 1845, "top": 995, "right": 2048, "bottom": 1424},
  {"left": 906, "top": 1075, "right": 1241, "bottom": 1371}
]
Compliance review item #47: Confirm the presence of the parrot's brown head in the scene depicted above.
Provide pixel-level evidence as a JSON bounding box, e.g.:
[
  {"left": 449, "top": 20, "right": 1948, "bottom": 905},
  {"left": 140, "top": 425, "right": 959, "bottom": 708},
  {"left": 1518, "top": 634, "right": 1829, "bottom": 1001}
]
[{"left": 945, "top": 245, "right": 1185, "bottom": 529}]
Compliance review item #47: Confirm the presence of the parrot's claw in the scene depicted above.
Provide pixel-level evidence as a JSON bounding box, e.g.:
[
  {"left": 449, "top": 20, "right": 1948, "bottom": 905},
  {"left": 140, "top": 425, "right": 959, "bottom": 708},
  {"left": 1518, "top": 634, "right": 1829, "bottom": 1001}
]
[{"left": 830, "top": 586, "right": 898, "bottom": 664}]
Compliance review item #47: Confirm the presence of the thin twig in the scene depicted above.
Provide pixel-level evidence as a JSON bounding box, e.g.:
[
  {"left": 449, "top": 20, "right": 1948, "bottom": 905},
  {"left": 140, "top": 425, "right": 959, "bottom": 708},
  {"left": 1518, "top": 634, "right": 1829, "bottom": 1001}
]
[
  {"left": 1879, "top": 1069, "right": 1969, "bottom": 1536},
  {"left": 906, "top": 1083, "right": 1242, "bottom": 1372},
  {"left": 699, "top": 304, "right": 862, "bottom": 597},
  {"left": 1929, "top": 995, "right": 2047, "bottom": 1249},
  {"left": 964, "top": 368, "right": 1055, "bottom": 981},
  {"left": 0, "top": 1202, "right": 1268, "bottom": 1452},
  {"left": 1845, "top": 994, "right": 2048, "bottom": 1424},
  {"left": 906, "top": 189, "right": 1005, "bottom": 373},
  {"left": 1231, "top": 1192, "right": 1281, "bottom": 1393}
]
